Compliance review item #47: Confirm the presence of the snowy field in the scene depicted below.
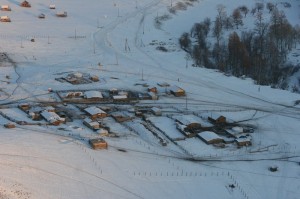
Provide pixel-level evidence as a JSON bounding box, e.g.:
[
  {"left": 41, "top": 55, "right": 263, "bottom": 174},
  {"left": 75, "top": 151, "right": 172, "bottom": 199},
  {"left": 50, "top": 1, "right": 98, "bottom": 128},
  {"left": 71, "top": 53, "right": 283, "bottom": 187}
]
[{"left": 0, "top": 0, "right": 300, "bottom": 198}]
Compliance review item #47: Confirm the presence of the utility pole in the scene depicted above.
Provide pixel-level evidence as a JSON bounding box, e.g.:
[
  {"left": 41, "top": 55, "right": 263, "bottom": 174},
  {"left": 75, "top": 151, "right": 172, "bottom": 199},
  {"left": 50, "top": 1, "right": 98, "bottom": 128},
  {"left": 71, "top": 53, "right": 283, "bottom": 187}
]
[
  {"left": 142, "top": 69, "right": 144, "bottom": 81},
  {"left": 21, "top": 38, "right": 23, "bottom": 48},
  {"left": 185, "top": 95, "right": 188, "bottom": 110},
  {"left": 93, "top": 42, "right": 96, "bottom": 54},
  {"left": 48, "top": 36, "right": 50, "bottom": 44},
  {"left": 75, "top": 28, "right": 77, "bottom": 40}
]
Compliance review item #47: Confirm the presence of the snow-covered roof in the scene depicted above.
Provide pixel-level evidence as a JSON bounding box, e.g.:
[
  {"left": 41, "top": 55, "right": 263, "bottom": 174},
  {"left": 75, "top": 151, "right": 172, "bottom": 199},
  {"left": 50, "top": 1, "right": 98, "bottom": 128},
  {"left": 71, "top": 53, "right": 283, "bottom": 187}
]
[
  {"left": 169, "top": 85, "right": 184, "bottom": 92},
  {"left": 173, "top": 114, "right": 213, "bottom": 127},
  {"left": 85, "top": 90, "right": 103, "bottom": 99},
  {"left": 199, "top": 131, "right": 222, "bottom": 142},
  {"left": 84, "top": 106, "right": 106, "bottom": 115},
  {"left": 41, "top": 110, "right": 64, "bottom": 123},
  {"left": 113, "top": 95, "right": 127, "bottom": 100}
]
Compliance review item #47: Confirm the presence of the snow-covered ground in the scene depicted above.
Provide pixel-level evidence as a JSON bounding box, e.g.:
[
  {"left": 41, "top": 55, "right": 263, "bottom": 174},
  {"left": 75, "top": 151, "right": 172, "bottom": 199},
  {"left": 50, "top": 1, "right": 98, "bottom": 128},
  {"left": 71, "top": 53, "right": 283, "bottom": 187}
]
[{"left": 0, "top": 0, "right": 300, "bottom": 198}]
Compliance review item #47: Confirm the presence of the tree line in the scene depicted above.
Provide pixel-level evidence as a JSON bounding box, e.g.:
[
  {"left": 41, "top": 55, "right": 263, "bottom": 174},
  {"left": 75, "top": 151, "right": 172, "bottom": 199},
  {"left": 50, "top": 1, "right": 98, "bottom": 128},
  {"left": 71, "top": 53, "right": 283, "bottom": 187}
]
[{"left": 179, "top": 2, "right": 300, "bottom": 87}]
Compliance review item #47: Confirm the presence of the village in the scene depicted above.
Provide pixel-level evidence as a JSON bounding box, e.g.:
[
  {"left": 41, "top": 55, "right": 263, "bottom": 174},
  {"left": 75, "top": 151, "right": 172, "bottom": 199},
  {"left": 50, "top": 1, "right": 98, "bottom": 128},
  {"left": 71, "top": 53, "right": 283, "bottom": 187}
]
[{"left": 1, "top": 70, "right": 254, "bottom": 156}]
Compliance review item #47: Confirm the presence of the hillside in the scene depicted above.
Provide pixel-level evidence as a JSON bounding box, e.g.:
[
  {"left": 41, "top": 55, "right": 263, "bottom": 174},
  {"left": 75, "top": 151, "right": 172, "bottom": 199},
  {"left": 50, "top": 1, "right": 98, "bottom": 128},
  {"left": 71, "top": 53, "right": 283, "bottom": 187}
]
[{"left": 0, "top": 0, "right": 300, "bottom": 199}]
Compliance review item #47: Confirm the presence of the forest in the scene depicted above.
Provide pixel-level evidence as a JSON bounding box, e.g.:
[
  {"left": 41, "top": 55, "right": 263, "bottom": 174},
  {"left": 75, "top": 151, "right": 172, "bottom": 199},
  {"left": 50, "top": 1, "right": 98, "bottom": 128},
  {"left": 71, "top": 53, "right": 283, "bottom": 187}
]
[{"left": 179, "top": 2, "right": 300, "bottom": 90}]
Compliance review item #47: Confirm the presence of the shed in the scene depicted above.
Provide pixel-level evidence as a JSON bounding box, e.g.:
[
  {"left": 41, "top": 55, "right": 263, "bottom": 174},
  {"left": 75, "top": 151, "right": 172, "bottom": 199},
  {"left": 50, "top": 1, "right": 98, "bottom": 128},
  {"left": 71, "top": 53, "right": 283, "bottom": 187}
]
[
  {"left": 84, "top": 106, "right": 107, "bottom": 120},
  {"left": 173, "top": 114, "right": 212, "bottom": 130},
  {"left": 111, "top": 111, "right": 134, "bottom": 122},
  {"left": 20, "top": 1, "right": 31, "bottom": 7},
  {"left": 4, "top": 123, "right": 16, "bottom": 128},
  {"left": 148, "top": 92, "right": 158, "bottom": 100},
  {"left": 84, "top": 91, "right": 103, "bottom": 100},
  {"left": 83, "top": 118, "right": 100, "bottom": 130},
  {"left": 112, "top": 95, "right": 128, "bottom": 102},
  {"left": 157, "top": 82, "right": 170, "bottom": 87},
  {"left": 41, "top": 110, "right": 65, "bottom": 125},
  {"left": 235, "top": 136, "right": 252, "bottom": 147},
  {"left": 198, "top": 131, "right": 224, "bottom": 145},
  {"left": 18, "top": 103, "right": 30, "bottom": 111},
  {"left": 90, "top": 75, "right": 99, "bottom": 82},
  {"left": 1, "top": 5, "right": 11, "bottom": 11},
  {"left": 148, "top": 86, "right": 157, "bottom": 93},
  {"left": 97, "top": 128, "right": 109, "bottom": 136},
  {"left": 205, "top": 113, "right": 226, "bottom": 125},
  {"left": 38, "top": 13, "right": 45, "bottom": 18},
  {"left": 151, "top": 107, "right": 162, "bottom": 116},
  {"left": 169, "top": 85, "right": 185, "bottom": 97},
  {"left": 56, "top": 11, "right": 67, "bottom": 17},
  {"left": 0, "top": 16, "right": 11, "bottom": 22},
  {"left": 49, "top": 4, "right": 55, "bottom": 9},
  {"left": 89, "top": 138, "right": 108, "bottom": 149}
]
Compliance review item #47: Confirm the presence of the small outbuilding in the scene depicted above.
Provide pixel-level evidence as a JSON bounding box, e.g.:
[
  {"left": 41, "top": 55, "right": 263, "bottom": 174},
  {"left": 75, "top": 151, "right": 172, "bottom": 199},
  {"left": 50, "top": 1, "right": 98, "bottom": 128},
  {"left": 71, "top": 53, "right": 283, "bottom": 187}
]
[
  {"left": 207, "top": 113, "right": 226, "bottom": 125},
  {"left": 83, "top": 118, "right": 101, "bottom": 130},
  {"left": 20, "top": 1, "right": 31, "bottom": 8},
  {"left": 111, "top": 111, "right": 134, "bottom": 123},
  {"left": 18, "top": 103, "right": 30, "bottom": 111},
  {"left": 148, "top": 86, "right": 157, "bottom": 93},
  {"left": 151, "top": 107, "right": 162, "bottom": 116},
  {"left": 4, "top": 123, "right": 16, "bottom": 128},
  {"left": 198, "top": 131, "right": 224, "bottom": 145},
  {"left": 38, "top": 13, "right": 45, "bottom": 19},
  {"left": 1, "top": 5, "right": 11, "bottom": 11},
  {"left": 49, "top": 4, "right": 55, "bottom": 9},
  {"left": 41, "top": 110, "right": 65, "bottom": 125},
  {"left": 84, "top": 91, "right": 103, "bottom": 100},
  {"left": 56, "top": 11, "right": 67, "bottom": 17},
  {"left": 169, "top": 85, "right": 185, "bottom": 97},
  {"left": 0, "top": 16, "right": 11, "bottom": 22},
  {"left": 235, "top": 136, "right": 252, "bottom": 147},
  {"left": 89, "top": 138, "right": 108, "bottom": 149}
]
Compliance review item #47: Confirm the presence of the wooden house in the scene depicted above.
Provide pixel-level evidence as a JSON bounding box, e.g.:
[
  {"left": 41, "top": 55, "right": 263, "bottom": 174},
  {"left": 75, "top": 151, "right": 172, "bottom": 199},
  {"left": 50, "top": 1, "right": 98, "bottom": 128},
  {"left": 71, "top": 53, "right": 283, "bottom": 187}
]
[
  {"left": 89, "top": 138, "right": 108, "bottom": 149},
  {"left": 148, "top": 92, "right": 158, "bottom": 100},
  {"left": 198, "top": 131, "right": 224, "bottom": 145},
  {"left": 38, "top": 13, "right": 45, "bottom": 19},
  {"left": 0, "top": 16, "right": 11, "bottom": 22},
  {"left": 90, "top": 75, "right": 99, "bottom": 82},
  {"left": 4, "top": 123, "right": 16, "bottom": 128},
  {"left": 169, "top": 85, "right": 185, "bottom": 97},
  {"left": 84, "top": 91, "right": 103, "bottom": 101},
  {"left": 151, "top": 107, "right": 162, "bottom": 116},
  {"left": 235, "top": 136, "right": 252, "bottom": 147},
  {"left": 41, "top": 110, "right": 65, "bottom": 125},
  {"left": 18, "top": 103, "right": 30, "bottom": 111},
  {"left": 84, "top": 106, "right": 107, "bottom": 120},
  {"left": 148, "top": 86, "right": 157, "bottom": 93},
  {"left": 207, "top": 113, "right": 226, "bottom": 125},
  {"left": 56, "top": 11, "right": 67, "bottom": 17},
  {"left": 111, "top": 111, "right": 134, "bottom": 123},
  {"left": 83, "top": 118, "right": 100, "bottom": 130},
  {"left": 1, "top": 5, "right": 11, "bottom": 11},
  {"left": 20, "top": 1, "right": 31, "bottom": 8},
  {"left": 49, "top": 4, "right": 55, "bottom": 9}
]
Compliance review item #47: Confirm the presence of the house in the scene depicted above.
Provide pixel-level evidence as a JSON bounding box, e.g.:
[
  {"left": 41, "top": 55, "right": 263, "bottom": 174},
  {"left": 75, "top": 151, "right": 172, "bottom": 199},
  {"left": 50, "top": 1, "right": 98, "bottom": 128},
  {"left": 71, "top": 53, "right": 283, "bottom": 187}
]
[
  {"left": 18, "top": 103, "right": 30, "bottom": 111},
  {"left": 49, "top": 4, "right": 55, "bottom": 9},
  {"left": 97, "top": 128, "right": 109, "bottom": 136},
  {"left": 90, "top": 75, "right": 99, "bottom": 82},
  {"left": 4, "top": 123, "right": 16, "bottom": 128},
  {"left": 157, "top": 82, "right": 170, "bottom": 87},
  {"left": 84, "top": 91, "right": 103, "bottom": 100},
  {"left": 206, "top": 113, "right": 227, "bottom": 125},
  {"left": 111, "top": 111, "right": 134, "bottom": 122},
  {"left": 169, "top": 85, "right": 185, "bottom": 97},
  {"left": 41, "top": 110, "right": 65, "bottom": 125},
  {"left": 20, "top": 1, "right": 31, "bottom": 7},
  {"left": 83, "top": 118, "right": 100, "bottom": 130},
  {"left": 0, "top": 16, "right": 11, "bottom": 22},
  {"left": 198, "top": 131, "right": 224, "bottom": 145},
  {"left": 84, "top": 106, "right": 107, "bottom": 120},
  {"left": 65, "top": 91, "right": 84, "bottom": 98},
  {"left": 173, "top": 115, "right": 213, "bottom": 130},
  {"left": 38, "top": 13, "right": 45, "bottom": 19},
  {"left": 226, "top": 126, "right": 244, "bottom": 138},
  {"left": 148, "top": 86, "right": 157, "bottom": 93},
  {"left": 44, "top": 106, "right": 55, "bottom": 112},
  {"left": 89, "top": 138, "right": 108, "bottom": 149},
  {"left": 1, "top": 5, "right": 11, "bottom": 11},
  {"left": 112, "top": 95, "right": 128, "bottom": 102},
  {"left": 56, "top": 11, "right": 67, "bottom": 17},
  {"left": 148, "top": 92, "right": 158, "bottom": 100},
  {"left": 151, "top": 107, "right": 162, "bottom": 116},
  {"left": 235, "top": 136, "right": 252, "bottom": 147}
]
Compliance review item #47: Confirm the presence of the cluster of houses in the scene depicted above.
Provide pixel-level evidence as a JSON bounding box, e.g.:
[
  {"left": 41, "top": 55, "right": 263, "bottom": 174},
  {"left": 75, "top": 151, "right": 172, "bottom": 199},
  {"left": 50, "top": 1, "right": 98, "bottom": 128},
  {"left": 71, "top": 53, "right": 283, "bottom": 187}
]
[
  {"left": 173, "top": 113, "right": 252, "bottom": 147},
  {"left": 0, "top": 1, "right": 67, "bottom": 22},
  {"left": 56, "top": 72, "right": 99, "bottom": 85}
]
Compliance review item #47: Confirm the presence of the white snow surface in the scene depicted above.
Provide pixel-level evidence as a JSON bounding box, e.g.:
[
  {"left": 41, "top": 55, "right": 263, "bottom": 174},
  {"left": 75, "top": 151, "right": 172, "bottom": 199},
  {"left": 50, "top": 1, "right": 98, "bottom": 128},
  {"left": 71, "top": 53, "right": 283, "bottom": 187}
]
[{"left": 0, "top": 0, "right": 300, "bottom": 199}]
